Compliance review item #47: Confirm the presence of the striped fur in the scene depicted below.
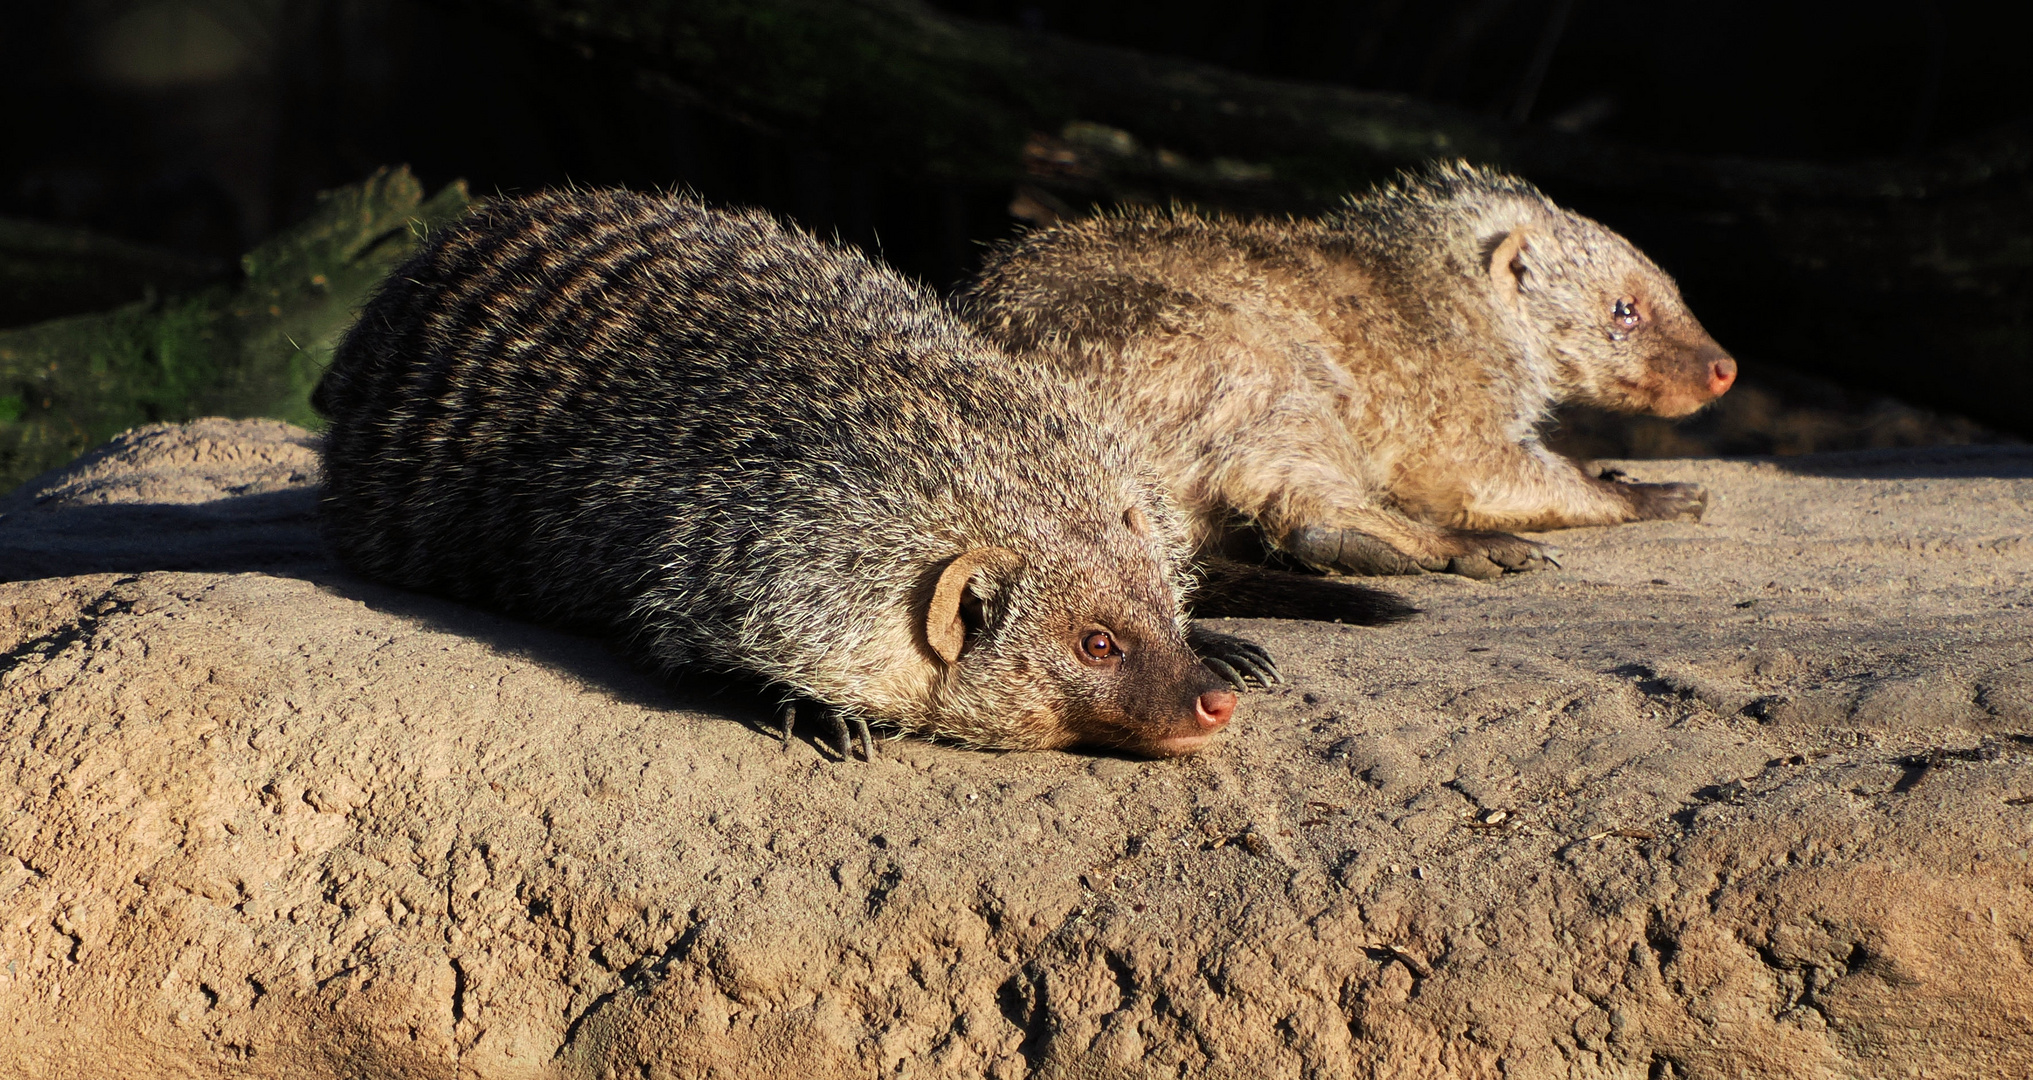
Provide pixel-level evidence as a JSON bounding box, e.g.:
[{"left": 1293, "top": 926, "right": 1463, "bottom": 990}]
[{"left": 315, "top": 189, "right": 1240, "bottom": 754}]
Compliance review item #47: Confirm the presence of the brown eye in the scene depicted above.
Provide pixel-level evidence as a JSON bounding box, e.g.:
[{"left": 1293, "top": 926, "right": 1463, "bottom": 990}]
[
  {"left": 1612, "top": 297, "right": 1641, "bottom": 329},
  {"left": 1081, "top": 630, "right": 1119, "bottom": 662}
]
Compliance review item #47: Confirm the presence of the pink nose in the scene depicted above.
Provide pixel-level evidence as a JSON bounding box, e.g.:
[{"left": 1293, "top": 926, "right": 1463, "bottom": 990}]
[
  {"left": 1708, "top": 356, "right": 1737, "bottom": 396},
  {"left": 1196, "top": 689, "right": 1236, "bottom": 730}
]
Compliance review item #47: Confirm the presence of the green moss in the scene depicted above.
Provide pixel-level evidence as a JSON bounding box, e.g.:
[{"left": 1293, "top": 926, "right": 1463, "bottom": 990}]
[{"left": 0, "top": 166, "right": 470, "bottom": 492}]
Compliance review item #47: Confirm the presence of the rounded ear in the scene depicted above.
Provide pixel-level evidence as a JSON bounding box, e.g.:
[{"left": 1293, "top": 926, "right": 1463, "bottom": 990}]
[
  {"left": 925, "top": 547, "right": 1025, "bottom": 666},
  {"left": 1487, "top": 229, "right": 1531, "bottom": 309},
  {"left": 1123, "top": 505, "right": 1151, "bottom": 538}
]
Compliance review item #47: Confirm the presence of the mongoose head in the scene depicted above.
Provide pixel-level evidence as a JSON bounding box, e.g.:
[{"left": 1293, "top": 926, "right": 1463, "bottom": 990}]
[
  {"left": 1359, "top": 163, "right": 1736, "bottom": 420},
  {"left": 920, "top": 511, "right": 1237, "bottom": 757},
  {"left": 1486, "top": 211, "right": 1736, "bottom": 419}
]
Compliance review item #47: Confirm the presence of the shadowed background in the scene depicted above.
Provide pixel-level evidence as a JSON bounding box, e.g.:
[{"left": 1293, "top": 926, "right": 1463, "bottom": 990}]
[{"left": 1, "top": 0, "right": 2027, "bottom": 488}]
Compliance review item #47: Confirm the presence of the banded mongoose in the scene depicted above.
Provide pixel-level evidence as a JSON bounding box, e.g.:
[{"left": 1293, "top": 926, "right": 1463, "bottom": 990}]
[
  {"left": 313, "top": 190, "right": 1397, "bottom": 759},
  {"left": 960, "top": 162, "right": 1738, "bottom": 580}
]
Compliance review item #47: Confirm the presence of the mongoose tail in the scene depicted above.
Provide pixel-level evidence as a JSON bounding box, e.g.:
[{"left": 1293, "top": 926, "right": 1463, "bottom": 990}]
[{"left": 1188, "top": 559, "right": 1419, "bottom": 624}]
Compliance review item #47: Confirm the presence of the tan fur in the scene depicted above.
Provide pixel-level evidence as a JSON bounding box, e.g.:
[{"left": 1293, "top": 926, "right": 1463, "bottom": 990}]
[
  {"left": 848, "top": 614, "right": 943, "bottom": 730},
  {"left": 960, "top": 163, "right": 1736, "bottom": 578}
]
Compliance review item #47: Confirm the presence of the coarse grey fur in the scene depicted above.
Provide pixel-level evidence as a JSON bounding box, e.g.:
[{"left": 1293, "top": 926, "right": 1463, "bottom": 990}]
[
  {"left": 960, "top": 162, "right": 1738, "bottom": 580},
  {"left": 315, "top": 189, "right": 1273, "bottom": 757}
]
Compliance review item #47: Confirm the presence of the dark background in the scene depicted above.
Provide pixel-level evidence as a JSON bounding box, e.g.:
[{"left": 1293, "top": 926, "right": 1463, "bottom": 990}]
[{"left": 3, "top": 0, "right": 2030, "bottom": 439}]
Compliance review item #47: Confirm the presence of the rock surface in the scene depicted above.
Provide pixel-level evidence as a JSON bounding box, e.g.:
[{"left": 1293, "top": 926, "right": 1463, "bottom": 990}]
[{"left": 2, "top": 419, "right": 2030, "bottom": 1079}]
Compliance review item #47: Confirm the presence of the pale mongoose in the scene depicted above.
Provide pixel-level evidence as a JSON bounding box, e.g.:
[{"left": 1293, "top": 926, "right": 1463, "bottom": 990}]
[
  {"left": 313, "top": 190, "right": 1400, "bottom": 759},
  {"left": 959, "top": 162, "right": 1737, "bottom": 580}
]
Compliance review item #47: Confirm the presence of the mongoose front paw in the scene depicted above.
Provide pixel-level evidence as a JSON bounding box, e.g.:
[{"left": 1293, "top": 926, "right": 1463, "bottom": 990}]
[
  {"left": 1623, "top": 481, "right": 1708, "bottom": 522},
  {"left": 1187, "top": 627, "right": 1281, "bottom": 690},
  {"left": 777, "top": 698, "right": 877, "bottom": 762},
  {"left": 1288, "top": 526, "right": 1428, "bottom": 576}
]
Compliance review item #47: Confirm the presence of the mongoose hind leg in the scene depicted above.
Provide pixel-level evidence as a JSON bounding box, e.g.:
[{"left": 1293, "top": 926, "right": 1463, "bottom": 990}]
[
  {"left": 1186, "top": 626, "right": 1281, "bottom": 690},
  {"left": 779, "top": 698, "right": 878, "bottom": 762}
]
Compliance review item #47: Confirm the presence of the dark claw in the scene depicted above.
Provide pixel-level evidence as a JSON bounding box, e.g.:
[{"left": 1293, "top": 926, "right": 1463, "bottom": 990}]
[
  {"left": 1217, "top": 635, "right": 1271, "bottom": 665},
  {"left": 1202, "top": 655, "right": 1247, "bottom": 691},
  {"left": 777, "top": 700, "right": 798, "bottom": 749},
  {"left": 1187, "top": 626, "right": 1282, "bottom": 690},
  {"left": 779, "top": 697, "right": 875, "bottom": 761},
  {"left": 825, "top": 708, "right": 853, "bottom": 761},
  {"left": 1234, "top": 643, "right": 1279, "bottom": 675},
  {"left": 1229, "top": 654, "right": 1280, "bottom": 686},
  {"left": 1213, "top": 638, "right": 1279, "bottom": 684}
]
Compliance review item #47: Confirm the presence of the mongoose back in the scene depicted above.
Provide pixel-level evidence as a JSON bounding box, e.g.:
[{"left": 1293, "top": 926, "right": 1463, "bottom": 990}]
[
  {"left": 960, "top": 162, "right": 1737, "bottom": 579},
  {"left": 315, "top": 190, "right": 1291, "bottom": 758}
]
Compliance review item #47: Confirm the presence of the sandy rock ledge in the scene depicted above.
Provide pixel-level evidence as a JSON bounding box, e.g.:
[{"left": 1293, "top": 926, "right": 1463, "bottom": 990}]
[{"left": 1, "top": 419, "right": 2030, "bottom": 1079}]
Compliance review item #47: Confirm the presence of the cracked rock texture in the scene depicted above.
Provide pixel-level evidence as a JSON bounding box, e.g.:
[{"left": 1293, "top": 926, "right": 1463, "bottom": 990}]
[{"left": 1, "top": 419, "right": 2031, "bottom": 1079}]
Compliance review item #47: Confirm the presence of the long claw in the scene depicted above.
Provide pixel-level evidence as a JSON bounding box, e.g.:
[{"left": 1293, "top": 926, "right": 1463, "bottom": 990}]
[
  {"left": 1219, "top": 649, "right": 1272, "bottom": 686},
  {"left": 1202, "top": 655, "right": 1247, "bottom": 691},
  {"left": 1232, "top": 641, "right": 1277, "bottom": 670},
  {"left": 1230, "top": 659, "right": 1269, "bottom": 686},
  {"left": 777, "top": 700, "right": 798, "bottom": 749},
  {"left": 1232, "top": 655, "right": 1280, "bottom": 686},
  {"left": 826, "top": 708, "right": 853, "bottom": 761},
  {"left": 853, "top": 717, "right": 877, "bottom": 761}
]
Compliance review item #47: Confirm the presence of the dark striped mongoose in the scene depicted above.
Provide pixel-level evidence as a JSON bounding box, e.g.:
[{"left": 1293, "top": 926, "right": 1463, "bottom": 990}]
[
  {"left": 959, "top": 162, "right": 1737, "bottom": 580},
  {"left": 313, "top": 190, "right": 1405, "bottom": 759}
]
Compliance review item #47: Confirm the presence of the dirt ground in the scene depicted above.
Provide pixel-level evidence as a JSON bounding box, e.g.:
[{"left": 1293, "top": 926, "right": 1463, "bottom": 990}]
[{"left": 1, "top": 419, "right": 2029, "bottom": 1079}]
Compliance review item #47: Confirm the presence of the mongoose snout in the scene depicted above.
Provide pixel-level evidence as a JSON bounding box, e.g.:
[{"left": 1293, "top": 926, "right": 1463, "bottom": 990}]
[
  {"left": 1602, "top": 337, "right": 1735, "bottom": 418},
  {"left": 313, "top": 189, "right": 1294, "bottom": 760},
  {"left": 1578, "top": 291, "right": 1737, "bottom": 418},
  {"left": 1192, "top": 686, "right": 1237, "bottom": 732},
  {"left": 1707, "top": 354, "right": 1739, "bottom": 397},
  {"left": 1198, "top": 688, "right": 1237, "bottom": 726},
  {"left": 961, "top": 161, "right": 1734, "bottom": 579},
  {"left": 1070, "top": 618, "right": 1241, "bottom": 756}
]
